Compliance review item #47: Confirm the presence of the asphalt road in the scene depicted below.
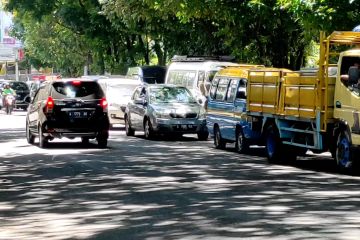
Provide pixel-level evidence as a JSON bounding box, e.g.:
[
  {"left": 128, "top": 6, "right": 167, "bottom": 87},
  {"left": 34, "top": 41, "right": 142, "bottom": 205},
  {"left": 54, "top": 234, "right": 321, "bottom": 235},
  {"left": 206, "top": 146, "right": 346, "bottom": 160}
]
[{"left": 1, "top": 110, "right": 360, "bottom": 240}]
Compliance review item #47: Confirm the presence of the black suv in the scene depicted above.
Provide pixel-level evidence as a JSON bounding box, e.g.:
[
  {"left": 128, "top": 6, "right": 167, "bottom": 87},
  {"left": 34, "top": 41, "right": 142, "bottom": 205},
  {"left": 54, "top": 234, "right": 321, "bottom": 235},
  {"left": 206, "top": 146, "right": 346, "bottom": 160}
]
[
  {"left": 8, "top": 81, "right": 31, "bottom": 110},
  {"left": 26, "top": 79, "right": 110, "bottom": 148}
]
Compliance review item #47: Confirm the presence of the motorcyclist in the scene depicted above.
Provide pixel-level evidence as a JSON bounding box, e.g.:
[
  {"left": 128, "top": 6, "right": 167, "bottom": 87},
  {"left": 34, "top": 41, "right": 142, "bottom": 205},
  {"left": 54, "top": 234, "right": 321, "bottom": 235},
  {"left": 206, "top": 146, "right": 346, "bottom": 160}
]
[{"left": 2, "top": 83, "right": 16, "bottom": 107}]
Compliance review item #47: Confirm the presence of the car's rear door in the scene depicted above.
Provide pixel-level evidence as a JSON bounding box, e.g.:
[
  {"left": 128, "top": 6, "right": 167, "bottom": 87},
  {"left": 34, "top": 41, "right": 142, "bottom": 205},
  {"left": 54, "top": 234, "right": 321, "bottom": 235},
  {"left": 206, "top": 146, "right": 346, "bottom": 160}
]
[
  {"left": 28, "top": 85, "right": 48, "bottom": 132},
  {"left": 50, "top": 81, "right": 106, "bottom": 129}
]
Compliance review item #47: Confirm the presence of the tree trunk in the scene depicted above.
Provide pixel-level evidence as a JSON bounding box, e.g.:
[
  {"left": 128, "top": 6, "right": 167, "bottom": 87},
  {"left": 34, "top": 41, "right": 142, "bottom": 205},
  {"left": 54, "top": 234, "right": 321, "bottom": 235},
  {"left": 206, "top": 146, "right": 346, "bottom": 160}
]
[
  {"left": 138, "top": 34, "right": 149, "bottom": 65},
  {"left": 153, "top": 40, "right": 164, "bottom": 65}
]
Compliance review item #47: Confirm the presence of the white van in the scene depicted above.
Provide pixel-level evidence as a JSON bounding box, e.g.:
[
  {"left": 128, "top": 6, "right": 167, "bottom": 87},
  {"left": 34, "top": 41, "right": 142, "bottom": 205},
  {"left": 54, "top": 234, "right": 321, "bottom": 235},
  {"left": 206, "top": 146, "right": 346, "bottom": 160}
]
[
  {"left": 97, "top": 77, "right": 141, "bottom": 127},
  {"left": 165, "top": 56, "right": 240, "bottom": 104}
]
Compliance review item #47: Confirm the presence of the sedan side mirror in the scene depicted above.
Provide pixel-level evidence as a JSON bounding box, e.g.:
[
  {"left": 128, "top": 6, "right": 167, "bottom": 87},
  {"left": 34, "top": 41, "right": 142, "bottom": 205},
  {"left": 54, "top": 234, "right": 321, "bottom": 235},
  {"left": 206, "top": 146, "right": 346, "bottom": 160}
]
[{"left": 134, "top": 97, "right": 146, "bottom": 105}]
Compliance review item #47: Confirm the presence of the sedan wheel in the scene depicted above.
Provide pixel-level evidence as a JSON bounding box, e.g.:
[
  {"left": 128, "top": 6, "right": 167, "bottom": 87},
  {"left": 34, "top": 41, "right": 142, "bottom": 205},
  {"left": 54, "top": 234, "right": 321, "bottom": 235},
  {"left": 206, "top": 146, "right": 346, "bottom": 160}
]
[
  {"left": 125, "top": 115, "right": 135, "bottom": 136},
  {"left": 197, "top": 131, "right": 208, "bottom": 141},
  {"left": 144, "top": 119, "right": 154, "bottom": 139}
]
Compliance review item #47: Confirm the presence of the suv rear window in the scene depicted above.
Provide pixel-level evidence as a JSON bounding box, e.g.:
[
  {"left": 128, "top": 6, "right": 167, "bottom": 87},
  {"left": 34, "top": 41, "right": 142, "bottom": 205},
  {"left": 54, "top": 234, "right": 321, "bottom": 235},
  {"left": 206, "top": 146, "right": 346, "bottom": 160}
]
[
  {"left": 51, "top": 81, "right": 104, "bottom": 99},
  {"left": 10, "top": 82, "right": 29, "bottom": 91}
]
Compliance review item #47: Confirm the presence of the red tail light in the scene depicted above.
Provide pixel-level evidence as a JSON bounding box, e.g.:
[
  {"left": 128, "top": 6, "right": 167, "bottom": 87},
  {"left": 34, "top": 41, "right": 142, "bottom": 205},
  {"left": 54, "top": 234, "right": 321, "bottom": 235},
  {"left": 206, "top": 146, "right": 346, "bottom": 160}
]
[
  {"left": 100, "top": 97, "right": 108, "bottom": 111},
  {"left": 72, "top": 80, "right": 81, "bottom": 86},
  {"left": 44, "top": 96, "right": 54, "bottom": 113}
]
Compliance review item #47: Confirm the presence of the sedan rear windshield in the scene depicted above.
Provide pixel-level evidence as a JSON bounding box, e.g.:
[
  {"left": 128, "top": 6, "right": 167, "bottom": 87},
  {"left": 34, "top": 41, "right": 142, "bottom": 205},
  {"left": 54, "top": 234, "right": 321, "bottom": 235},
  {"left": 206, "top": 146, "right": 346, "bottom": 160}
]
[{"left": 51, "top": 81, "right": 104, "bottom": 99}]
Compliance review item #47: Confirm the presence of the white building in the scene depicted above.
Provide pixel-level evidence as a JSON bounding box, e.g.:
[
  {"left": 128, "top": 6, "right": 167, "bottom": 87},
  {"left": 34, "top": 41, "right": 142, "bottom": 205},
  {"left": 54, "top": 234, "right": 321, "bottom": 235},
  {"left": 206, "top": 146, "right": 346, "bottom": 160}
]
[{"left": 0, "top": 3, "right": 22, "bottom": 63}]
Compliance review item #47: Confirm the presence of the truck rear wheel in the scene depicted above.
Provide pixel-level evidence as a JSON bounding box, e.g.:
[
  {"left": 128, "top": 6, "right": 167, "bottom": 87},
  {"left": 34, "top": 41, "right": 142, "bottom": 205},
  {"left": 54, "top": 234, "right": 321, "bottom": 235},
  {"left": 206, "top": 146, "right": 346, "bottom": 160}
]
[
  {"left": 335, "top": 130, "right": 353, "bottom": 169},
  {"left": 265, "top": 124, "right": 282, "bottom": 162}
]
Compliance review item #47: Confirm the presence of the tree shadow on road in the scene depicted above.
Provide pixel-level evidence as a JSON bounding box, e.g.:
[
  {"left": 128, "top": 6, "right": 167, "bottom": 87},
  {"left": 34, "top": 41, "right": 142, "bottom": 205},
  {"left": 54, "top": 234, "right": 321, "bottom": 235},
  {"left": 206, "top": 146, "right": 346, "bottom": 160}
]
[{"left": 1, "top": 132, "right": 360, "bottom": 239}]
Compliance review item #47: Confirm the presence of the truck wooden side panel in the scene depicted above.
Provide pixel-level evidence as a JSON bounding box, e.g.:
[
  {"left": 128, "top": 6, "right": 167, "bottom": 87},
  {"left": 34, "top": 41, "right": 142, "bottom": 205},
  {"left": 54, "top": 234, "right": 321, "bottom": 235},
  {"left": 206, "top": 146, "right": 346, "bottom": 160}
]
[
  {"left": 247, "top": 70, "right": 281, "bottom": 114},
  {"left": 248, "top": 69, "right": 335, "bottom": 122}
]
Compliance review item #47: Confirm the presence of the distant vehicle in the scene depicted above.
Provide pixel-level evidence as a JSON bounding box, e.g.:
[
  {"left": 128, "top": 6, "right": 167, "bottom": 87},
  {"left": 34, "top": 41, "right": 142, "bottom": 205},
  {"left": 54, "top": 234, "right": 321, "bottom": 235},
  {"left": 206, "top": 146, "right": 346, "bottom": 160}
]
[
  {"left": 165, "top": 55, "right": 241, "bottom": 105},
  {"left": 97, "top": 77, "right": 141, "bottom": 127},
  {"left": 127, "top": 65, "right": 167, "bottom": 84},
  {"left": 8, "top": 81, "right": 31, "bottom": 111},
  {"left": 124, "top": 84, "right": 208, "bottom": 140},
  {"left": 26, "top": 78, "right": 110, "bottom": 148}
]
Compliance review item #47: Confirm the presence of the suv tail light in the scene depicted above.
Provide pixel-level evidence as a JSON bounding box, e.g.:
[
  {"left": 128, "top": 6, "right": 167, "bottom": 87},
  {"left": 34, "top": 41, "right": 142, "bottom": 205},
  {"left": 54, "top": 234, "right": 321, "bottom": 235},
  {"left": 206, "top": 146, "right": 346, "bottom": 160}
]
[
  {"left": 44, "top": 96, "right": 54, "bottom": 113},
  {"left": 72, "top": 80, "right": 81, "bottom": 86},
  {"left": 100, "top": 97, "right": 108, "bottom": 112}
]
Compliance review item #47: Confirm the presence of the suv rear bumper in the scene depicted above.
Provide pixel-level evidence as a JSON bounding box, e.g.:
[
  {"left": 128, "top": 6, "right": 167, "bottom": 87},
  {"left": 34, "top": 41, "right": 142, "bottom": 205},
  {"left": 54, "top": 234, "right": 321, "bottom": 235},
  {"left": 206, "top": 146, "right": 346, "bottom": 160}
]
[{"left": 42, "top": 118, "right": 109, "bottom": 138}]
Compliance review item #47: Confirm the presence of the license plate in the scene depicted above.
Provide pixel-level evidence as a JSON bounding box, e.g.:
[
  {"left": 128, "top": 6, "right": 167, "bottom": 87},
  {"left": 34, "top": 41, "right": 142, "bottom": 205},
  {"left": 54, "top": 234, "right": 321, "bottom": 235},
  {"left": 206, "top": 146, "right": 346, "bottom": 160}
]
[
  {"left": 69, "top": 111, "right": 88, "bottom": 118},
  {"left": 177, "top": 124, "right": 194, "bottom": 130}
]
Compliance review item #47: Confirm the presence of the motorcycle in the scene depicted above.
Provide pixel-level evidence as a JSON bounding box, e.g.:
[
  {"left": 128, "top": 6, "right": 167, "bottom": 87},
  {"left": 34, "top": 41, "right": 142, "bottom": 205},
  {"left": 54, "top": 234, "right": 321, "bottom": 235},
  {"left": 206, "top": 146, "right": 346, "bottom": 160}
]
[{"left": 4, "top": 94, "right": 16, "bottom": 115}]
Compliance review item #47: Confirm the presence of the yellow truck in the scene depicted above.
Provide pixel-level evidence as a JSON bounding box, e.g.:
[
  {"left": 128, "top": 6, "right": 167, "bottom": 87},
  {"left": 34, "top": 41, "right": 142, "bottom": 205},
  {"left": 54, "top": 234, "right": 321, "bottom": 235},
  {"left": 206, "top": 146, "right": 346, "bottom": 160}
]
[{"left": 245, "top": 31, "right": 360, "bottom": 169}]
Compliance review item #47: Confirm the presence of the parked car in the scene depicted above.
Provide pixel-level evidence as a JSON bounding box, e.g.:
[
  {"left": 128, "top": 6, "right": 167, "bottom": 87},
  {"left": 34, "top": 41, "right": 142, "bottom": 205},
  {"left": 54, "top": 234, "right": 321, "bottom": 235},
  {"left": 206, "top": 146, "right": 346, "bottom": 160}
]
[
  {"left": 124, "top": 84, "right": 208, "bottom": 140},
  {"left": 8, "top": 80, "right": 31, "bottom": 110},
  {"left": 127, "top": 65, "right": 167, "bottom": 84},
  {"left": 97, "top": 77, "right": 141, "bottom": 127},
  {"left": 206, "top": 66, "right": 262, "bottom": 152},
  {"left": 26, "top": 78, "right": 110, "bottom": 148}
]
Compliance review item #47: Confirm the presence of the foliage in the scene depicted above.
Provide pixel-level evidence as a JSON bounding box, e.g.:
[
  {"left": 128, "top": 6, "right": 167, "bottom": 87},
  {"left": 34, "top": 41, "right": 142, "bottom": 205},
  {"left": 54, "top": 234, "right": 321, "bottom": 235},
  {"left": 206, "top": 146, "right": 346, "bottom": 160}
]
[{"left": 4, "top": 0, "right": 360, "bottom": 74}]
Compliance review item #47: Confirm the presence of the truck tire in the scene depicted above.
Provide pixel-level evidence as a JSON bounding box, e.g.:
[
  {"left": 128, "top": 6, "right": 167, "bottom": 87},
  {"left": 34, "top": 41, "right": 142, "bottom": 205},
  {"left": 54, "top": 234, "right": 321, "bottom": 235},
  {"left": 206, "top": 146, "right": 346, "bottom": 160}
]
[
  {"left": 265, "top": 124, "right": 282, "bottom": 162},
  {"left": 335, "top": 130, "right": 353, "bottom": 169},
  {"left": 235, "top": 128, "right": 249, "bottom": 153},
  {"left": 214, "top": 126, "right": 226, "bottom": 149}
]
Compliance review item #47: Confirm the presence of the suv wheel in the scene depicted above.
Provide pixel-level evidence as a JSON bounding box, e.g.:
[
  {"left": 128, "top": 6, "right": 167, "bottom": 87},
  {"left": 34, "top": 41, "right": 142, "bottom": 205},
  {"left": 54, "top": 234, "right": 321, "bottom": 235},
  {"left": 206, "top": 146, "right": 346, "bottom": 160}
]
[
  {"left": 81, "top": 137, "right": 90, "bottom": 145},
  {"left": 97, "top": 131, "right": 108, "bottom": 148},
  {"left": 26, "top": 121, "right": 35, "bottom": 144},
  {"left": 39, "top": 125, "right": 48, "bottom": 148}
]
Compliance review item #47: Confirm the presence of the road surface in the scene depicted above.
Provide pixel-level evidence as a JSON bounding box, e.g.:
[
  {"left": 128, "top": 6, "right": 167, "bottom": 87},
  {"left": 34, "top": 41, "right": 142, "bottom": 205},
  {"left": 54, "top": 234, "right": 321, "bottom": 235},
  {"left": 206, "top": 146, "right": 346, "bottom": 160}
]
[{"left": 1, "top": 110, "right": 360, "bottom": 240}]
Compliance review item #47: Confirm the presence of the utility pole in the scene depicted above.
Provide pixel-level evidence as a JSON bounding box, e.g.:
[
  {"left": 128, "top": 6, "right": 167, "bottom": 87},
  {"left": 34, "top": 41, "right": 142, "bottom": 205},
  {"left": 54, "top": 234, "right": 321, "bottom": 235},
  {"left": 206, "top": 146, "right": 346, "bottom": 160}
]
[{"left": 15, "top": 48, "right": 19, "bottom": 81}]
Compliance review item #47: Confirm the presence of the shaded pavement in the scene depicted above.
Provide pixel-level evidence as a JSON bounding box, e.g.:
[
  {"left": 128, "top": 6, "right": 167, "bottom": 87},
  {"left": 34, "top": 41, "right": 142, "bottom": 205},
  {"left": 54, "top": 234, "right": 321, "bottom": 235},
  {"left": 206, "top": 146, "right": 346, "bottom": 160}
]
[{"left": 1, "top": 113, "right": 360, "bottom": 240}]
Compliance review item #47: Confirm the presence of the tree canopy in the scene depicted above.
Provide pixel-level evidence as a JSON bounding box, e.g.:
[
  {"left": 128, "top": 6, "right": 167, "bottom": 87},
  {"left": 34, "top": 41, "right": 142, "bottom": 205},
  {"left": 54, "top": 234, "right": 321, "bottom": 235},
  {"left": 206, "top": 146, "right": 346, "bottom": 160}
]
[{"left": 4, "top": 0, "right": 360, "bottom": 76}]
